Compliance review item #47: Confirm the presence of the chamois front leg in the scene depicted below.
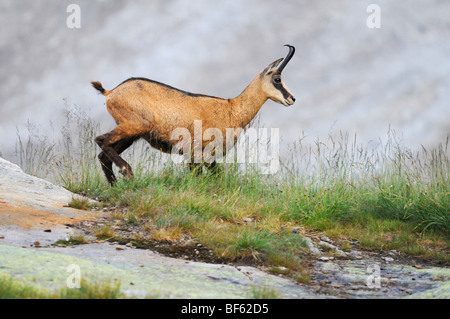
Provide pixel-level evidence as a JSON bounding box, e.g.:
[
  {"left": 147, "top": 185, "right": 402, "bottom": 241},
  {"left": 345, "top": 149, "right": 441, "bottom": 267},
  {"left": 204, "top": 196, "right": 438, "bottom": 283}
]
[
  {"left": 98, "top": 150, "right": 116, "bottom": 185},
  {"left": 188, "top": 162, "right": 203, "bottom": 176},
  {"left": 188, "top": 161, "right": 221, "bottom": 176}
]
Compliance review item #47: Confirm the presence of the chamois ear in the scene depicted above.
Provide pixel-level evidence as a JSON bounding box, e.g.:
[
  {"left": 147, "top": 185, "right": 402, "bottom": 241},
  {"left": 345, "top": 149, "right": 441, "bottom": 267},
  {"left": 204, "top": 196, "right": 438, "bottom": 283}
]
[{"left": 263, "top": 58, "right": 283, "bottom": 76}]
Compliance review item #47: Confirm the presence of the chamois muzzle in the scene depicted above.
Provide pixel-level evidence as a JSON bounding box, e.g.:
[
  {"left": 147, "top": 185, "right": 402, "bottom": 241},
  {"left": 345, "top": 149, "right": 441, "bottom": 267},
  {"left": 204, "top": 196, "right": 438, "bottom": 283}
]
[
  {"left": 285, "top": 96, "right": 295, "bottom": 106},
  {"left": 277, "top": 45, "right": 295, "bottom": 74}
]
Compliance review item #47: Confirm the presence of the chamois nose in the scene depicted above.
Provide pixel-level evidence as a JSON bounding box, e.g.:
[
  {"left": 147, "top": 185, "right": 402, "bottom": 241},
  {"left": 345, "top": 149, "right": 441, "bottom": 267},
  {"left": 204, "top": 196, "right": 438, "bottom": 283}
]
[
  {"left": 284, "top": 95, "right": 295, "bottom": 106},
  {"left": 288, "top": 96, "right": 295, "bottom": 105}
]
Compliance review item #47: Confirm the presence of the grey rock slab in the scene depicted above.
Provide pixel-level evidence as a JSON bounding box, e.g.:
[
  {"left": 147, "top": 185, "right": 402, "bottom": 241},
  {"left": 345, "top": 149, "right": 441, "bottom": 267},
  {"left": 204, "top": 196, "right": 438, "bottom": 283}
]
[
  {"left": 303, "top": 237, "right": 321, "bottom": 256},
  {"left": 311, "top": 259, "right": 450, "bottom": 298},
  {"left": 0, "top": 158, "right": 87, "bottom": 212},
  {"left": 0, "top": 243, "right": 317, "bottom": 299},
  {"left": 0, "top": 158, "right": 102, "bottom": 246}
]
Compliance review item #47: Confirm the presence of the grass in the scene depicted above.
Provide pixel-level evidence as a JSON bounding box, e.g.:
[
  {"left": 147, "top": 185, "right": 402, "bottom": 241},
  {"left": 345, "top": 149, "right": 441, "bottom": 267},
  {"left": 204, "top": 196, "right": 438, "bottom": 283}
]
[
  {"left": 0, "top": 275, "right": 124, "bottom": 299},
  {"left": 11, "top": 107, "right": 450, "bottom": 282},
  {"left": 53, "top": 235, "right": 90, "bottom": 246},
  {"left": 0, "top": 274, "right": 47, "bottom": 299},
  {"left": 68, "top": 196, "right": 95, "bottom": 210},
  {"left": 250, "top": 286, "right": 280, "bottom": 299}
]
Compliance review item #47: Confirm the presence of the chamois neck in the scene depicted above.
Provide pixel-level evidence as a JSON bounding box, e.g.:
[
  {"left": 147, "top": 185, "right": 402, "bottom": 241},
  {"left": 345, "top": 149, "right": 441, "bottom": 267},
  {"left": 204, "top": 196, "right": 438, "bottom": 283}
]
[{"left": 228, "top": 73, "right": 268, "bottom": 128}]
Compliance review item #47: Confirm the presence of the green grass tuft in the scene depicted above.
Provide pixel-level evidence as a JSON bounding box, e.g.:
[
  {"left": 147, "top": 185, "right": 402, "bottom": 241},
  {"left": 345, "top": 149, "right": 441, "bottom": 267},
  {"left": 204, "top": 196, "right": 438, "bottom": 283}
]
[{"left": 0, "top": 275, "right": 123, "bottom": 299}]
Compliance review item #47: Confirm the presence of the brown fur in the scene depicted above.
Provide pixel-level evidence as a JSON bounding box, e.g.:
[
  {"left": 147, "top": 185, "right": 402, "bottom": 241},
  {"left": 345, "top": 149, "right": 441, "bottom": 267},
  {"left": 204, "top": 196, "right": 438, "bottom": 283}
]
[{"left": 92, "top": 49, "right": 295, "bottom": 185}]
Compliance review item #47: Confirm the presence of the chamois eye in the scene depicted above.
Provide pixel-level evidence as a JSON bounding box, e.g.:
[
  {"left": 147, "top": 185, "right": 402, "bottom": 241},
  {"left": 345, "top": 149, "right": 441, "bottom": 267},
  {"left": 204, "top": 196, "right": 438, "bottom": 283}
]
[{"left": 273, "top": 77, "right": 281, "bottom": 84}]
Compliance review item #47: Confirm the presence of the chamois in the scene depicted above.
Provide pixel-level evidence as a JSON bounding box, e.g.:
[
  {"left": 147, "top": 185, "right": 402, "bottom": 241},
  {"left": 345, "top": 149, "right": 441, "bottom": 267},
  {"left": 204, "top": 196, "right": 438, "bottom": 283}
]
[{"left": 92, "top": 45, "right": 296, "bottom": 185}]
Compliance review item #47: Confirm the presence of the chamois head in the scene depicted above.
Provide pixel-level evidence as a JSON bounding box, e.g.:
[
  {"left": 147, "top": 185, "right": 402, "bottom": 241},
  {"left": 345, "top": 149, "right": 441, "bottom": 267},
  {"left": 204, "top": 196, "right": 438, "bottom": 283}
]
[{"left": 261, "top": 45, "right": 296, "bottom": 107}]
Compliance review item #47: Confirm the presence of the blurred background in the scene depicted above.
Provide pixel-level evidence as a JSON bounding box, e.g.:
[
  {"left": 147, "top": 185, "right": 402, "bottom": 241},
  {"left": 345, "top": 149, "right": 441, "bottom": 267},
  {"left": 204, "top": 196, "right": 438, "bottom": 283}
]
[{"left": 1, "top": 0, "right": 449, "bottom": 164}]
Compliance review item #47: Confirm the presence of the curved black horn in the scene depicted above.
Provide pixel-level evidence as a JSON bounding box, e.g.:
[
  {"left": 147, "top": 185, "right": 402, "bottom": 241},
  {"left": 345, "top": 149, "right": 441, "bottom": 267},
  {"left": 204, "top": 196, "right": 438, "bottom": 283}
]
[{"left": 277, "top": 44, "right": 295, "bottom": 73}]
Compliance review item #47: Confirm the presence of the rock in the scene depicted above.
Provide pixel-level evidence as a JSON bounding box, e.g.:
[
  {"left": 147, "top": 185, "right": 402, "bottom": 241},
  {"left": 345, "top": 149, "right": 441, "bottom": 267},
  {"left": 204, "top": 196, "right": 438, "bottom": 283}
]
[
  {"left": 0, "top": 158, "right": 102, "bottom": 246},
  {"left": 349, "top": 251, "right": 363, "bottom": 260},
  {"left": 388, "top": 250, "right": 400, "bottom": 256},
  {"left": 331, "top": 282, "right": 344, "bottom": 289},
  {"left": 276, "top": 266, "right": 288, "bottom": 273},
  {"left": 320, "top": 235, "right": 332, "bottom": 243},
  {"left": 319, "top": 256, "right": 334, "bottom": 261},
  {"left": 408, "top": 281, "right": 450, "bottom": 299},
  {"left": 0, "top": 244, "right": 317, "bottom": 299},
  {"left": 318, "top": 241, "right": 335, "bottom": 250},
  {"left": 318, "top": 241, "right": 347, "bottom": 257},
  {"left": 303, "top": 237, "right": 322, "bottom": 256},
  {"left": 382, "top": 256, "right": 394, "bottom": 263}
]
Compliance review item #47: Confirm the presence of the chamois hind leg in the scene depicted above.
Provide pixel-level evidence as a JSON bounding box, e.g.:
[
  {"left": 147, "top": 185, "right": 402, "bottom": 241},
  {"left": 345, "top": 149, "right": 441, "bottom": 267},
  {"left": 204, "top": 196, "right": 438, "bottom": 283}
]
[
  {"left": 206, "top": 161, "right": 222, "bottom": 175},
  {"left": 95, "top": 129, "right": 136, "bottom": 185},
  {"left": 98, "top": 138, "right": 136, "bottom": 185}
]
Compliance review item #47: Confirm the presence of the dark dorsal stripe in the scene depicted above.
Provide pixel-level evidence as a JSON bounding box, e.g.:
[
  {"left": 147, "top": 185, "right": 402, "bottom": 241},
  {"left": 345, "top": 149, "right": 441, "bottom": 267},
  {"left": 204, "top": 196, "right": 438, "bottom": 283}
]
[{"left": 118, "top": 77, "right": 225, "bottom": 100}]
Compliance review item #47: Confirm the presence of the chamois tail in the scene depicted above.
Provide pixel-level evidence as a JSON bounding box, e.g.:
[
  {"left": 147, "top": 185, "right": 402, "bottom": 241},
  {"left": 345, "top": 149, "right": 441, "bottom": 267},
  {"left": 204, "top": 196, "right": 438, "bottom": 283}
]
[{"left": 91, "top": 81, "right": 110, "bottom": 96}]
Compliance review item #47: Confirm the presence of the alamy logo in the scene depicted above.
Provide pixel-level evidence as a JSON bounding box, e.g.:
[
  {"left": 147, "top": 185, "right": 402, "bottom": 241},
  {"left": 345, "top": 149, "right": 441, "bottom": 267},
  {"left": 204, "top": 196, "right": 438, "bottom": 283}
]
[
  {"left": 170, "top": 121, "right": 280, "bottom": 174},
  {"left": 366, "top": 4, "right": 381, "bottom": 29},
  {"left": 366, "top": 264, "right": 381, "bottom": 289},
  {"left": 66, "top": 264, "right": 81, "bottom": 288},
  {"left": 66, "top": 4, "right": 81, "bottom": 29}
]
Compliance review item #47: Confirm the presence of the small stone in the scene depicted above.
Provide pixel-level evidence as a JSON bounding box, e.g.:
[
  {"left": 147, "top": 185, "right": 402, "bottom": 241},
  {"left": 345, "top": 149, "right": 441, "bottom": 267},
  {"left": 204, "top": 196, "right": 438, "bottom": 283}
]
[
  {"left": 318, "top": 241, "right": 347, "bottom": 257},
  {"left": 319, "top": 256, "right": 334, "bottom": 261},
  {"left": 413, "top": 264, "right": 423, "bottom": 269},
  {"left": 331, "top": 282, "right": 344, "bottom": 288},
  {"left": 116, "top": 246, "right": 125, "bottom": 250},
  {"left": 318, "top": 241, "right": 336, "bottom": 250},
  {"left": 276, "top": 266, "right": 288, "bottom": 273},
  {"left": 291, "top": 227, "right": 301, "bottom": 234},
  {"left": 349, "top": 285, "right": 364, "bottom": 290},
  {"left": 126, "top": 242, "right": 133, "bottom": 247},
  {"left": 382, "top": 256, "right": 394, "bottom": 262},
  {"left": 44, "top": 229, "right": 51, "bottom": 233},
  {"left": 242, "top": 217, "right": 253, "bottom": 223},
  {"left": 349, "top": 251, "right": 363, "bottom": 260},
  {"left": 388, "top": 250, "right": 400, "bottom": 256},
  {"left": 303, "top": 237, "right": 322, "bottom": 256}
]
